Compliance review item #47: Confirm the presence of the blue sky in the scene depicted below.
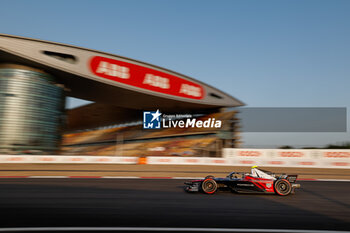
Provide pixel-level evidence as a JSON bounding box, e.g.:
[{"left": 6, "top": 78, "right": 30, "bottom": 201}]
[{"left": 0, "top": 0, "right": 349, "bottom": 147}]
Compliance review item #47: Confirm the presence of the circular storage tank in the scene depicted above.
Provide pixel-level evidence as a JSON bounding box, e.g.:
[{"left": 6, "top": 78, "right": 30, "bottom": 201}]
[{"left": 0, "top": 64, "right": 64, "bottom": 154}]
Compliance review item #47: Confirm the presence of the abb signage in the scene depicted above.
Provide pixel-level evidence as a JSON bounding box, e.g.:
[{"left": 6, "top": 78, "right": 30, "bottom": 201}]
[
  {"left": 277, "top": 151, "right": 305, "bottom": 158},
  {"left": 90, "top": 56, "right": 204, "bottom": 100},
  {"left": 223, "top": 149, "right": 350, "bottom": 168},
  {"left": 0, "top": 150, "right": 349, "bottom": 168},
  {"left": 0, "top": 155, "right": 138, "bottom": 164},
  {"left": 322, "top": 151, "right": 350, "bottom": 158},
  {"left": 238, "top": 151, "right": 261, "bottom": 157},
  {"left": 146, "top": 157, "right": 230, "bottom": 166}
]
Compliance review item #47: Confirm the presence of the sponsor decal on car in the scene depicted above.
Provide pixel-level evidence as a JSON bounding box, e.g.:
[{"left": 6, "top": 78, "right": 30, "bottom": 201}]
[{"left": 237, "top": 183, "right": 254, "bottom": 187}]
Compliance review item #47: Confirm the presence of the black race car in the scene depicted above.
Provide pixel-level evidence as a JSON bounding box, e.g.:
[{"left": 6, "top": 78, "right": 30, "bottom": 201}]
[{"left": 185, "top": 167, "right": 300, "bottom": 196}]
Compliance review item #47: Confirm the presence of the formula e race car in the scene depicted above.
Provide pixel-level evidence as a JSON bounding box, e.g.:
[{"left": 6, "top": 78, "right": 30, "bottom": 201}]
[{"left": 185, "top": 166, "right": 300, "bottom": 196}]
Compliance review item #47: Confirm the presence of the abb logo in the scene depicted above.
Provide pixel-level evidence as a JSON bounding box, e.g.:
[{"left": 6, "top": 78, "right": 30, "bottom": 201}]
[
  {"left": 96, "top": 158, "right": 111, "bottom": 162},
  {"left": 279, "top": 152, "right": 304, "bottom": 157},
  {"left": 158, "top": 159, "right": 171, "bottom": 163},
  {"left": 122, "top": 158, "right": 136, "bottom": 162},
  {"left": 143, "top": 74, "right": 169, "bottom": 89},
  {"left": 179, "top": 84, "right": 201, "bottom": 98},
  {"left": 332, "top": 162, "right": 349, "bottom": 166},
  {"left": 6, "top": 157, "right": 24, "bottom": 161},
  {"left": 324, "top": 152, "right": 350, "bottom": 158},
  {"left": 269, "top": 161, "right": 284, "bottom": 165},
  {"left": 240, "top": 160, "right": 254, "bottom": 164},
  {"left": 238, "top": 151, "right": 261, "bottom": 157},
  {"left": 95, "top": 61, "right": 130, "bottom": 79},
  {"left": 213, "top": 160, "right": 225, "bottom": 164},
  {"left": 40, "top": 157, "right": 55, "bottom": 161},
  {"left": 90, "top": 56, "right": 204, "bottom": 99},
  {"left": 70, "top": 158, "right": 83, "bottom": 161},
  {"left": 185, "top": 159, "right": 199, "bottom": 163},
  {"left": 299, "top": 161, "right": 315, "bottom": 165}
]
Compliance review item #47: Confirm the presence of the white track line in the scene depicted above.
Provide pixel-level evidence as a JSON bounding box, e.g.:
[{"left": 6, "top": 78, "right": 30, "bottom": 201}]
[
  {"left": 101, "top": 176, "right": 140, "bottom": 179},
  {"left": 0, "top": 227, "right": 348, "bottom": 232},
  {"left": 172, "top": 177, "right": 203, "bottom": 179}
]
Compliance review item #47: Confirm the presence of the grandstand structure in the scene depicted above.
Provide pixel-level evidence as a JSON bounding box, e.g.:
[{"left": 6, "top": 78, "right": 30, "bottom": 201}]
[
  {"left": 62, "top": 111, "right": 240, "bottom": 157},
  {"left": 0, "top": 34, "right": 244, "bottom": 156}
]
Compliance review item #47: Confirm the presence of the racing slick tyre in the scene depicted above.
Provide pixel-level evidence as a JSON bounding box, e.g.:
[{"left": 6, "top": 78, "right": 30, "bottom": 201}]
[
  {"left": 274, "top": 179, "right": 292, "bottom": 196},
  {"left": 201, "top": 179, "right": 217, "bottom": 194},
  {"left": 205, "top": 175, "right": 215, "bottom": 179}
]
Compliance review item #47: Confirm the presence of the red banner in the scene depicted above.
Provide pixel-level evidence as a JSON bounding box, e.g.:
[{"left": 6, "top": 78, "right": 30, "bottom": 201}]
[{"left": 89, "top": 56, "right": 204, "bottom": 99}]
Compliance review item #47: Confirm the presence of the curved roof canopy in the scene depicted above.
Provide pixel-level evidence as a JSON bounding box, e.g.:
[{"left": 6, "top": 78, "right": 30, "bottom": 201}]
[{"left": 0, "top": 34, "right": 244, "bottom": 113}]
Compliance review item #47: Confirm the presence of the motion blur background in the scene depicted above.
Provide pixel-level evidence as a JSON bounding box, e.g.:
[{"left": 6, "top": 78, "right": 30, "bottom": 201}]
[
  {"left": 1, "top": 0, "right": 349, "bottom": 148},
  {"left": 0, "top": 0, "right": 349, "bottom": 232}
]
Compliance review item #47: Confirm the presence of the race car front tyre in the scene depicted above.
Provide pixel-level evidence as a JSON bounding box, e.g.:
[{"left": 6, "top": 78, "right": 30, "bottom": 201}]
[
  {"left": 205, "top": 175, "right": 215, "bottom": 179},
  {"left": 201, "top": 179, "right": 217, "bottom": 194},
  {"left": 274, "top": 179, "right": 292, "bottom": 196}
]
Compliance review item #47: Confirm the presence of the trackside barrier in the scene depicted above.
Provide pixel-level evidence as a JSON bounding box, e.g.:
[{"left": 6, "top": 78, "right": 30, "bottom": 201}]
[
  {"left": 146, "top": 157, "right": 231, "bottom": 166},
  {"left": 0, "top": 155, "right": 138, "bottom": 164},
  {"left": 0, "top": 149, "right": 349, "bottom": 168},
  {"left": 222, "top": 149, "right": 350, "bottom": 169}
]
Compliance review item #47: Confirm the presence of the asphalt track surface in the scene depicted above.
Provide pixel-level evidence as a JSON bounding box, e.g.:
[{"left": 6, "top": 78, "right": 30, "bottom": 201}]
[
  {"left": 0, "top": 179, "right": 349, "bottom": 231},
  {"left": 1, "top": 164, "right": 349, "bottom": 180}
]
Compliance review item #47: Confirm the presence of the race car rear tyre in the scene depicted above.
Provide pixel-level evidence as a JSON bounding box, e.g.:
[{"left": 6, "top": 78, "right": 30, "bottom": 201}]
[
  {"left": 274, "top": 179, "right": 292, "bottom": 196},
  {"left": 205, "top": 175, "right": 215, "bottom": 179},
  {"left": 202, "top": 179, "right": 217, "bottom": 194}
]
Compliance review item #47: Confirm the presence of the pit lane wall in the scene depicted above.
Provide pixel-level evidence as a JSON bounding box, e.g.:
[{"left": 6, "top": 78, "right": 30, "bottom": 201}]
[{"left": 0, "top": 149, "right": 349, "bottom": 168}]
